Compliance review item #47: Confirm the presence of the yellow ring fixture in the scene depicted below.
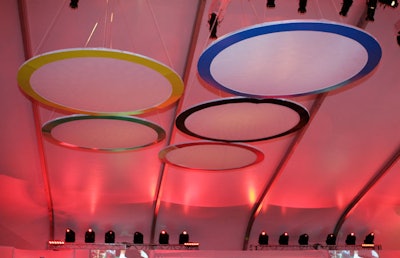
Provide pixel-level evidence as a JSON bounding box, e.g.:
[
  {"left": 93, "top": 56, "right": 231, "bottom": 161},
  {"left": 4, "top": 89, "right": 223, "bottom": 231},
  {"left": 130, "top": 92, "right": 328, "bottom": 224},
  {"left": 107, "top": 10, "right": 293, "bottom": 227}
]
[{"left": 17, "top": 48, "right": 184, "bottom": 115}]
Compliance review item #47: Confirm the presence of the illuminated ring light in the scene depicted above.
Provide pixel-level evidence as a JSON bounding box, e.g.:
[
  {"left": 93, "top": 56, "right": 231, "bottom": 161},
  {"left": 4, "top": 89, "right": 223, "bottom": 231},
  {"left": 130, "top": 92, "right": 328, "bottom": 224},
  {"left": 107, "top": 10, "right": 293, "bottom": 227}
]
[
  {"left": 198, "top": 20, "right": 381, "bottom": 97},
  {"left": 176, "top": 98, "right": 309, "bottom": 142},
  {"left": 17, "top": 48, "right": 183, "bottom": 115},
  {"left": 159, "top": 141, "right": 264, "bottom": 170},
  {"left": 42, "top": 115, "right": 165, "bottom": 152}
]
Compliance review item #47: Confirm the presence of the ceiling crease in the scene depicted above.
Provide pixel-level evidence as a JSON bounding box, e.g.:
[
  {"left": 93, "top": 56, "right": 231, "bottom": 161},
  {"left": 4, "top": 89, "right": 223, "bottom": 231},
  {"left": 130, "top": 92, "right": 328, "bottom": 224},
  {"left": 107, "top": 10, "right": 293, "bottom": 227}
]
[
  {"left": 243, "top": 93, "right": 328, "bottom": 250},
  {"left": 17, "top": 0, "right": 55, "bottom": 241},
  {"left": 149, "top": 0, "right": 207, "bottom": 244},
  {"left": 333, "top": 143, "right": 400, "bottom": 236}
]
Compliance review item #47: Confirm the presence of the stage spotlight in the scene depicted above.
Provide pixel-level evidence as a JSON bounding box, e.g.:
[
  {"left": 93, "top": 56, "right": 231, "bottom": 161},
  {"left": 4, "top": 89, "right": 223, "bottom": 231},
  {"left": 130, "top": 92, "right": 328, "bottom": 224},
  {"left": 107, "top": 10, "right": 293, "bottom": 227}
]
[
  {"left": 345, "top": 232, "right": 356, "bottom": 245},
  {"left": 133, "top": 231, "right": 144, "bottom": 244},
  {"left": 179, "top": 231, "right": 189, "bottom": 244},
  {"left": 378, "top": 0, "right": 398, "bottom": 7},
  {"left": 397, "top": 32, "right": 400, "bottom": 46},
  {"left": 258, "top": 231, "right": 269, "bottom": 245},
  {"left": 279, "top": 232, "right": 289, "bottom": 245},
  {"left": 298, "top": 0, "right": 307, "bottom": 13},
  {"left": 85, "top": 228, "right": 95, "bottom": 243},
  {"left": 266, "top": 0, "right": 276, "bottom": 8},
  {"left": 364, "top": 232, "right": 375, "bottom": 244},
  {"left": 339, "top": 0, "right": 353, "bottom": 16},
  {"left": 105, "top": 230, "right": 115, "bottom": 243},
  {"left": 208, "top": 12, "right": 219, "bottom": 39},
  {"left": 159, "top": 230, "right": 169, "bottom": 245},
  {"left": 326, "top": 233, "right": 336, "bottom": 245},
  {"left": 298, "top": 234, "right": 309, "bottom": 245},
  {"left": 366, "top": 0, "right": 377, "bottom": 21},
  {"left": 65, "top": 228, "right": 75, "bottom": 243},
  {"left": 69, "top": 0, "right": 78, "bottom": 9}
]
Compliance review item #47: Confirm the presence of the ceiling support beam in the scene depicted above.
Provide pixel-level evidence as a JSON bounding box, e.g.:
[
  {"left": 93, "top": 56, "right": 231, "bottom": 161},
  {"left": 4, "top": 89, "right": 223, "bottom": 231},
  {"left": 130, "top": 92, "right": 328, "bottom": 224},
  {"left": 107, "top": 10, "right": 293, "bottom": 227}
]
[
  {"left": 333, "top": 144, "right": 400, "bottom": 236},
  {"left": 330, "top": 3, "right": 381, "bottom": 237},
  {"left": 242, "top": 93, "right": 327, "bottom": 250},
  {"left": 149, "top": 0, "right": 207, "bottom": 244},
  {"left": 242, "top": 4, "right": 375, "bottom": 249},
  {"left": 17, "top": 0, "right": 55, "bottom": 241}
]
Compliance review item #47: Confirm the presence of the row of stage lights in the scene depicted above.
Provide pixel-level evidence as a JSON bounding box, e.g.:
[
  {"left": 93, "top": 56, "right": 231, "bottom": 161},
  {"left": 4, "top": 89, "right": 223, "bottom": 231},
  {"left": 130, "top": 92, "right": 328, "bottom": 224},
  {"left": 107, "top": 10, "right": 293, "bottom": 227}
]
[
  {"left": 208, "top": 0, "right": 398, "bottom": 39},
  {"left": 70, "top": 0, "right": 399, "bottom": 14},
  {"left": 70, "top": 0, "right": 399, "bottom": 20},
  {"left": 63, "top": 228, "right": 191, "bottom": 245},
  {"left": 257, "top": 231, "right": 375, "bottom": 246},
  {"left": 61, "top": 228, "right": 374, "bottom": 246},
  {"left": 69, "top": 0, "right": 399, "bottom": 45},
  {"left": 266, "top": 0, "right": 398, "bottom": 17}
]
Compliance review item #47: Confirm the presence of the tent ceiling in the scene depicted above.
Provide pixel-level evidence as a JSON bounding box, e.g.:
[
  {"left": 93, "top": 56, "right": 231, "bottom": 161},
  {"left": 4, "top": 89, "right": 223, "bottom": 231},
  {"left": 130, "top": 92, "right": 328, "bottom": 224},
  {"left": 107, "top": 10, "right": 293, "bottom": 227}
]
[{"left": 1, "top": 0, "right": 400, "bottom": 251}]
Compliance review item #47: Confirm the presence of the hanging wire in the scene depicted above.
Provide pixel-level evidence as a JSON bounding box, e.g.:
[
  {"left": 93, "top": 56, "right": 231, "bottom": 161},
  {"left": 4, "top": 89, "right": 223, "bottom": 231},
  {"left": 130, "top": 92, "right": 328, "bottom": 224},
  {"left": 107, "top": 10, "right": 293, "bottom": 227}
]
[
  {"left": 103, "top": 0, "right": 116, "bottom": 48},
  {"left": 113, "top": 0, "right": 138, "bottom": 52},
  {"left": 103, "top": 0, "right": 110, "bottom": 48},
  {"left": 331, "top": 0, "right": 346, "bottom": 22},
  {"left": 84, "top": 23, "right": 99, "bottom": 47},
  {"left": 208, "top": 0, "right": 232, "bottom": 39},
  {"left": 240, "top": 0, "right": 249, "bottom": 28},
  {"left": 248, "top": 0, "right": 262, "bottom": 24},
  {"left": 84, "top": 1, "right": 111, "bottom": 47},
  {"left": 315, "top": 0, "right": 325, "bottom": 17},
  {"left": 146, "top": 0, "right": 175, "bottom": 69},
  {"left": 109, "top": 9, "right": 115, "bottom": 49},
  {"left": 33, "top": 0, "right": 67, "bottom": 55}
]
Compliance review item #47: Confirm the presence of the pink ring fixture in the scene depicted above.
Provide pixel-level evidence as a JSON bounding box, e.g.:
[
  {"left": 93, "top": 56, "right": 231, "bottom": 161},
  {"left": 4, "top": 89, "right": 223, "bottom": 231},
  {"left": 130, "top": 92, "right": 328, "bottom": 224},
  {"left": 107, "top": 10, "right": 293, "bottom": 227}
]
[{"left": 159, "top": 141, "right": 264, "bottom": 171}]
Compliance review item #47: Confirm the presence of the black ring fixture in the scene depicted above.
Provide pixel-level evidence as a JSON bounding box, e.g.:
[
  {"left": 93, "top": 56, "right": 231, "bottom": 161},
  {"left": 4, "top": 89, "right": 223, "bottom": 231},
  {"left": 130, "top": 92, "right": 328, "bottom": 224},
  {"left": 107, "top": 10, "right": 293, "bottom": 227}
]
[{"left": 176, "top": 98, "right": 310, "bottom": 142}]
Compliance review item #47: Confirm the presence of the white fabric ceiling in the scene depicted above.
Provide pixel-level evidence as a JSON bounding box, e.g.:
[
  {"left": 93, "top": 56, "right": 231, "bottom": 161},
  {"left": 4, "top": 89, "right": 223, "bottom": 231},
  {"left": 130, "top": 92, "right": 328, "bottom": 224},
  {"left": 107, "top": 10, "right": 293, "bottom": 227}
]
[{"left": 1, "top": 0, "right": 400, "bottom": 252}]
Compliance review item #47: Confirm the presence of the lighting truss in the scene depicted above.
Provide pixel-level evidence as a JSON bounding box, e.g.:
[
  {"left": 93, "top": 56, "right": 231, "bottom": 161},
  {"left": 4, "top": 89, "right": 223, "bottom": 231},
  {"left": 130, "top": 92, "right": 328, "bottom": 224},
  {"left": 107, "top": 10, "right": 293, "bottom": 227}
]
[
  {"left": 249, "top": 244, "right": 382, "bottom": 251},
  {"left": 47, "top": 242, "right": 200, "bottom": 251}
]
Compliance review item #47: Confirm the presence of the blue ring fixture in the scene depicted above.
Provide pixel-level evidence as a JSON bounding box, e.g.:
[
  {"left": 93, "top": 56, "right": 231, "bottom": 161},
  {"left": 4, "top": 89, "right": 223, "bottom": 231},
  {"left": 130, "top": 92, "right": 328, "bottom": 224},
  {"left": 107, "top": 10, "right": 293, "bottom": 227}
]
[
  {"left": 198, "top": 20, "right": 382, "bottom": 97},
  {"left": 176, "top": 98, "right": 309, "bottom": 142}
]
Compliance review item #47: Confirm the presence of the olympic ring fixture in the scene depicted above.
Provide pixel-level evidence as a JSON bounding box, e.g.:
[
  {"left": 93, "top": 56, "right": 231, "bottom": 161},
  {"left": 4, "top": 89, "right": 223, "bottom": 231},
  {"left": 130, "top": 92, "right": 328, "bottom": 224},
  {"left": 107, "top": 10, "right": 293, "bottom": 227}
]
[
  {"left": 159, "top": 141, "right": 264, "bottom": 170},
  {"left": 18, "top": 48, "right": 183, "bottom": 115},
  {"left": 176, "top": 97, "right": 309, "bottom": 142},
  {"left": 42, "top": 115, "right": 165, "bottom": 152},
  {"left": 198, "top": 20, "right": 381, "bottom": 97}
]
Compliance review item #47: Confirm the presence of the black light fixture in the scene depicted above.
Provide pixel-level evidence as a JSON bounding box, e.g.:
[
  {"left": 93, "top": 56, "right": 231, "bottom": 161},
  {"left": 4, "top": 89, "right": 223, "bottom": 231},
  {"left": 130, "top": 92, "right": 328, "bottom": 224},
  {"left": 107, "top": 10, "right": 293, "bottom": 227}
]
[
  {"left": 69, "top": 0, "right": 79, "bottom": 9},
  {"left": 133, "top": 231, "right": 144, "bottom": 244},
  {"left": 85, "top": 228, "right": 95, "bottom": 243},
  {"left": 208, "top": 13, "right": 219, "bottom": 39},
  {"left": 366, "top": 0, "right": 377, "bottom": 21},
  {"left": 65, "top": 228, "right": 75, "bottom": 243},
  {"left": 298, "top": 0, "right": 307, "bottom": 13},
  {"left": 179, "top": 231, "right": 189, "bottom": 244},
  {"left": 258, "top": 231, "right": 269, "bottom": 245},
  {"left": 266, "top": 0, "right": 276, "bottom": 8},
  {"left": 326, "top": 233, "right": 336, "bottom": 245},
  {"left": 298, "top": 233, "right": 309, "bottom": 245},
  {"left": 279, "top": 232, "right": 289, "bottom": 245},
  {"left": 105, "top": 230, "right": 115, "bottom": 243},
  {"left": 378, "top": 0, "right": 398, "bottom": 7},
  {"left": 345, "top": 232, "right": 356, "bottom": 245},
  {"left": 339, "top": 0, "right": 353, "bottom": 16},
  {"left": 364, "top": 232, "right": 375, "bottom": 244},
  {"left": 159, "top": 230, "right": 169, "bottom": 245},
  {"left": 397, "top": 31, "right": 400, "bottom": 46}
]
